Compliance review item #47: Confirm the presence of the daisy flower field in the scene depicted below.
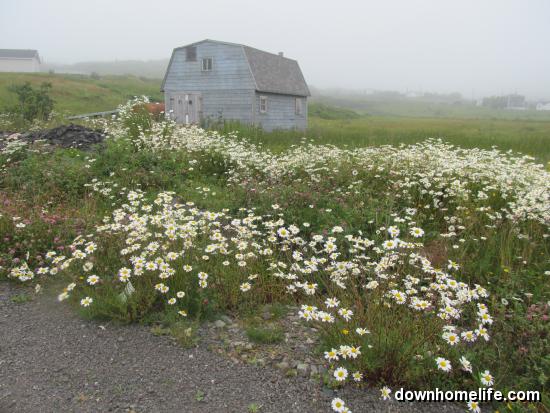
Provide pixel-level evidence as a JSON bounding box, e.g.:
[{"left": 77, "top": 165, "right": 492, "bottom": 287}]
[{"left": 1, "top": 98, "right": 549, "bottom": 412}]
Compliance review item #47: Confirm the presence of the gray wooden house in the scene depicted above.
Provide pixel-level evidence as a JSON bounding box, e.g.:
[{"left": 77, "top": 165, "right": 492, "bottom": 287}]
[{"left": 161, "top": 40, "right": 310, "bottom": 131}]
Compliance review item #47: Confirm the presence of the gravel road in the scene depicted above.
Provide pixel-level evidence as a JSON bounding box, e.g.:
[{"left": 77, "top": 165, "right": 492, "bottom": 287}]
[{"left": 0, "top": 283, "right": 464, "bottom": 413}]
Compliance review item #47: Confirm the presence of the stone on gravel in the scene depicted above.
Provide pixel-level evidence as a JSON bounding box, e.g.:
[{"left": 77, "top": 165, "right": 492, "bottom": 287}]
[
  {"left": 219, "top": 315, "right": 232, "bottom": 324},
  {"left": 213, "top": 320, "right": 226, "bottom": 328},
  {"left": 275, "top": 361, "right": 289, "bottom": 371},
  {"left": 297, "top": 363, "right": 309, "bottom": 377}
]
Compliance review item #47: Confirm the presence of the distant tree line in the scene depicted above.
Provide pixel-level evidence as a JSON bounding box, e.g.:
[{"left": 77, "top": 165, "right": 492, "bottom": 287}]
[{"left": 482, "top": 94, "right": 525, "bottom": 109}]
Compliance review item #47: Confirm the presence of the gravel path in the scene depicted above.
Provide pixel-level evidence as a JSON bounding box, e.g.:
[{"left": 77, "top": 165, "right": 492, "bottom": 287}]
[{"left": 0, "top": 283, "right": 464, "bottom": 413}]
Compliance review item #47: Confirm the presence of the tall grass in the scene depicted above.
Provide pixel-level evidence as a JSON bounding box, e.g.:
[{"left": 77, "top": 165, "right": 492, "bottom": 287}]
[{"left": 218, "top": 115, "right": 550, "bottom": 164}]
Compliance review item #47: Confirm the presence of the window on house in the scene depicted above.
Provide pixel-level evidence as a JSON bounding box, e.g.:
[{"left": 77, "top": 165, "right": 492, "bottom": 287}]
[
  {"left": 186, "top": 46, "right": 197, "bottom": 61},
  {"left": 260, "top": 96, "right": 267, "bottom": 113},
  {"left": 202, "top": 57, "right": 213, "bottom": 71},
  {"left": 295, "top": 98, "right": 303, "bottom": 115}
]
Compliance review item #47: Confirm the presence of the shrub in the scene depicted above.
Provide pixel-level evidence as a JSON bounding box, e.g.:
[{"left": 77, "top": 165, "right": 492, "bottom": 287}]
[
  {"left": 308, "top": 103, "right": 361, "bottom": 120},
  {"left": 7, "top": 82, "right": 55, "bottom": 122}
]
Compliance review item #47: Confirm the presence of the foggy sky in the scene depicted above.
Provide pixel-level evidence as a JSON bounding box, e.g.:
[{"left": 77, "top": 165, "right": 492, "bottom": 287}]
[{"left": 2, "top": 0, "right": 549, "bottom": 99}]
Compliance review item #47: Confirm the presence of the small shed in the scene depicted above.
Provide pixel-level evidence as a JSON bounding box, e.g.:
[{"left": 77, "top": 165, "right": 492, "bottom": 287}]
[
  {"left": 0, "top": 49, "right": 41, "bottom": 73},
  {"left": 161, "top": 39, "right": 310, "bottom": 131}
]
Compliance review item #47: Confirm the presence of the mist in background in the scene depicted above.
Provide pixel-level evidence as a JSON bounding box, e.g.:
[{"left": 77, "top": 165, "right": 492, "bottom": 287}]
[{"left": 1, "top": 0, "right": 549, "bottom": 99}]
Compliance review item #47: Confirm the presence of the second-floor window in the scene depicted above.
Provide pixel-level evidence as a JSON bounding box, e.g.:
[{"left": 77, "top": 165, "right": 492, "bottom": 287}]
[
  {"left": 186, "top": 46, "right": 197, "bottom": 61},
  {"left": 260, "top": 96, "right": 267, "bottom": 113},
  {"left": 202, "top": 57, "right": 213, "bottom": 71}
]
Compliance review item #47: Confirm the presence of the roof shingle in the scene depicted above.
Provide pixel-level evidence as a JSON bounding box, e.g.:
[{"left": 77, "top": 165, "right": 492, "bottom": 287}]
[
  {"left": 0, "top": 49, "right": 40, "bottom": 61},
  {"left": 243, "top": 46, "right": 310, "bottom": 97}
]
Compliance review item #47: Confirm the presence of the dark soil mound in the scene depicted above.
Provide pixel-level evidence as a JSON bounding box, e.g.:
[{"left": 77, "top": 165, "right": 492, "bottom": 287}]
[{"left": 22, "top": 124, "right": 105, "bottom": 150}]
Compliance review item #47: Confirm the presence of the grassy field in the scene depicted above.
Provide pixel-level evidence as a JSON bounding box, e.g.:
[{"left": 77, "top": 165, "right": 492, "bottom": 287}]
[
  {"left": 226, "top": 116, "right": 550, "bottom": 164},
  {"left": 314, "top": 94, "right": 550, "bottom": 121},
  {"left": 1, "top": 73, "right": 549, "bottom": 163},
  {"left": 0, "top": 72, "right": 162, "bottom": 114}
]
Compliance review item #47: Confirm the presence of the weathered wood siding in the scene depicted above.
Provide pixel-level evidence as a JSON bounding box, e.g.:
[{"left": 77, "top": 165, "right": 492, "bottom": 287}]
[
  {"left": 253, "top": 92, "right": 308, "bottom": 131},
  {"left": 163, "top": 42, "right": 255, "bottom": 123},
  {"left": 163, "top": 40, "right": 308, "bottom": 130}
]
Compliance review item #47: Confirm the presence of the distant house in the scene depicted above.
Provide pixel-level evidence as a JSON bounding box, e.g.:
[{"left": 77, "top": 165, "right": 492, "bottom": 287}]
[
  {"left": 536, "top": 102, "right": 550, "bottom": 111},
  {"left": 0, "top": 49, "right": 41, "bottom": 73},
  {"left": 161, "top": 39, "right": 310, "bottom": 131}
]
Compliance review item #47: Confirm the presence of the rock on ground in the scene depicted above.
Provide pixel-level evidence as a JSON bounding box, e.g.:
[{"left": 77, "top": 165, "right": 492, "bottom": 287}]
[{"left": 1, "top": 124, "right": 105, "bottom": 151}]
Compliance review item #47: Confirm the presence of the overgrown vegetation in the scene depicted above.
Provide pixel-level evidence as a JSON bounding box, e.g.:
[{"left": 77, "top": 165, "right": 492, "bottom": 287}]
[
  {"left": 1, "top": 99, "right": 549, "bottom": 413},
  {"left": 8, "top": 81, "right": 55, "bottom": 121},
  {"left": 308, "top": 102, "right": 360, "bottom": 120},
  {"left": 0, "top": 73, "right": 162, "bottom": 115}
]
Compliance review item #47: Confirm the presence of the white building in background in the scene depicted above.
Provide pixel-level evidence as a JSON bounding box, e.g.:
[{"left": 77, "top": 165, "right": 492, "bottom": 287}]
[
  {"left": 0, "top": 49, "right": 41, "bottom": 72},
  {"left": 536, "top": 102, "right": 550, "bottom": 111}
]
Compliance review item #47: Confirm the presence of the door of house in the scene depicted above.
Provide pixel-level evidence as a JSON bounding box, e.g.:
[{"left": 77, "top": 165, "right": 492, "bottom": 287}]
[{"left": 173, "top": 93, "right": 201, "bottom": 124}]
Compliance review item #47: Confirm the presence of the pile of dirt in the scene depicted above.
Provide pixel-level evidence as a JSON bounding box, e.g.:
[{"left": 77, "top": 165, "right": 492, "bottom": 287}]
[
  {"left": 22, "top": 124, "right": 106, "bottom": 150},
  {"left": 0, "top": 124, "right": 106, "bottom": 151}
]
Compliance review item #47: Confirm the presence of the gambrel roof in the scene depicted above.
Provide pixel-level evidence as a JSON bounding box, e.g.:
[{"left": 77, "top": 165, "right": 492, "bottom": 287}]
[
  {"left": 0, "top": 49, "right": 40, "bottom": 62},
  {"left": 162, "top": 39, "right": 310, "bottom": 97},
  {"left": 242, "top": 46, "right": 310, "bottom": 97}
]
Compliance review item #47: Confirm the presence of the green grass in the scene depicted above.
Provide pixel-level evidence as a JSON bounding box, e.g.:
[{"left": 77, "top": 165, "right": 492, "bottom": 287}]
[
  {"left": 308, "top": 102, "right": 360, "bottom": 120},
  {"left": 10, "top": 292, "right": 32, "bottom": 304},
  {"left": 245, "top": 325, "right": 284, "bottom": 344},
  {"left": 224, "top": 116, "right": 550, "bottom": 164},
  {"left": 0, "top": 73, "right": 548, "bottom": 163},
  {"left": 313, "top": 95, "right": 550, "bottom": 121},
  {"left": 0, "top": 73, "right": 162, "bottom": 115}
]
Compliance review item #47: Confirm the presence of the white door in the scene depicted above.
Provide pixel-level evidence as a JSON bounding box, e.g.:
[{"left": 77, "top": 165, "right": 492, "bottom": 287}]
[{"left": 173, "top": 93, "right": 201, "bottom": 124}]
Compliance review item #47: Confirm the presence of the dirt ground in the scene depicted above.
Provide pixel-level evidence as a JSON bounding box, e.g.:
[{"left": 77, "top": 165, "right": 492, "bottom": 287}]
[{"left": 0, "top": 283, "right": 465, "bottom": 413}]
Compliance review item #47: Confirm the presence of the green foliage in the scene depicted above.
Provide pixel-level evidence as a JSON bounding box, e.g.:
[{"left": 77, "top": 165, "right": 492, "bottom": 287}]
[
  {"left": 122, "top": 106, "right": 154, "bottom": 141},
  {"left": 1, "top": 148, "right": 91, "bottom": 202},
  {"left": 248, "top": 402, "right": 261, "bottom": 412},
  {"left": 228, "top": 116, "right": 550, "bottom": 164},
  {"left": 195, "top": 389, "right": 205, "bottom": 402},
  {"left": 7, "top": 82, "right": 54, "bottom": 122},
  {"left": 0, "top": 73, "right": 162, "bottom": 115},
  {"left": 169, "top": 321, "right": 199, "bottom": 348},
  {"left": 308, "top": 102, "right": 361, "bottom": 120},
  {"left": 10, "top": 292, "right": 32, "bottom": 304},
  {"left": 312, "top": 95, "right": 550, "bottom": 120},
  {"left": 245, "top": 325, "right": 284, "bottom": 344},
  {"left": 482, "top": 94, "right": 525, "bottom": 109}
]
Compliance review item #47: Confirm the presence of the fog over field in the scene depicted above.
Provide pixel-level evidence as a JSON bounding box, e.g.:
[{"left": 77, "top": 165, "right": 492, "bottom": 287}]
[{"left": 1, "top": 0, "right": 550, "bottom": 99}]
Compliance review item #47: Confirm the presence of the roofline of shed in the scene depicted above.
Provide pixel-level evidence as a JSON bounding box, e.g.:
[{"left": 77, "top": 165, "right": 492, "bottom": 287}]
[
  {"left": 255, "top": 89, "right": 310, "bottom": 97},
  {"left": 161, "top": 39, "right": 310, "bottom": 95},
  {"left": 0, "top": 50, "right": 41, "bottom": 63},
  {"left": 174, "top": 39, "right": 301, "bottom": 63},
  {"left": 160, "top": 48, "right": 176, "bottom": 92}
]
